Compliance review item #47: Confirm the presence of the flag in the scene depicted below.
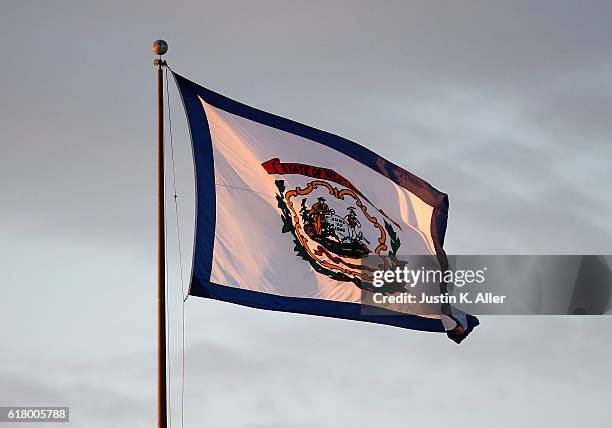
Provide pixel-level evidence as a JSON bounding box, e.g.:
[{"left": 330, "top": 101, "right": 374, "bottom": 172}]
[{"left": 173, "top": 72, "right": 478, "bottom": 343}]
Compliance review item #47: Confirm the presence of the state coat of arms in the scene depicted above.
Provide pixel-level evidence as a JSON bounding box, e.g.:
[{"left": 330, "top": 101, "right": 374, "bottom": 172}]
[{"left": 262, "top": 158, "right": 402, "bottom": 290}]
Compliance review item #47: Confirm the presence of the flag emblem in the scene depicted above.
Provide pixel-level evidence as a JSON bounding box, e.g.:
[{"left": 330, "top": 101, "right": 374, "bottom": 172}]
[{"left": 263, "top": 158, "right": 401, "bottom": 289}]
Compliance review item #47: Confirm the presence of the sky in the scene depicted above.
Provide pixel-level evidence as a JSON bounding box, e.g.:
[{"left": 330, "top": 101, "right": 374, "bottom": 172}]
[{"left": 1, "top": 1, "right": 612, "bottom": 427}]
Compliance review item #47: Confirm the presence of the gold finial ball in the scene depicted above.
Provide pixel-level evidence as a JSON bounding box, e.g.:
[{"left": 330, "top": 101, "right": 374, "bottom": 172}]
[{"left": 152, "top": 40, "right": 168, "bottom": 55}]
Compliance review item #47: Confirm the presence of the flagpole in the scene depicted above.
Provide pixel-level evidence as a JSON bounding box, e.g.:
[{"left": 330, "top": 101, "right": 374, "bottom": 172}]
[{"left": 153, "top": 39, "right": 168, "bottom": 428}]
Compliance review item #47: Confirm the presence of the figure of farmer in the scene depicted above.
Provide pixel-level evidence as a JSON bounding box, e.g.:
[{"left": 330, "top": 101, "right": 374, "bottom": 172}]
[{"left": 308, "top": 197, "right": 334, "bottom": 236}]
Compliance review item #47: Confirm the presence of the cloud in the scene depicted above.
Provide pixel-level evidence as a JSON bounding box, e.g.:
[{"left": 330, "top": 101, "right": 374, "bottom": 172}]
[{"left": 4, "top": 314, "right": 610, "bottom": 427}]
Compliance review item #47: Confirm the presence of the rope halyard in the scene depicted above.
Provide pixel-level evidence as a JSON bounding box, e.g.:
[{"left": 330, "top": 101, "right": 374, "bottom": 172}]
[
  {"left": 164, "top": 66, "right": 187, "bottom": 301},
  {"left": 164, "top": 66, "right": 188, "bottom": 428}
]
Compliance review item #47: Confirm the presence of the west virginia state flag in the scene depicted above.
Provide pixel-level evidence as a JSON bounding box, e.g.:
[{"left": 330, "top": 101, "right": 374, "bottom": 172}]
[{"left": 174, "top": 72, "right": 478, "bottom": 343}]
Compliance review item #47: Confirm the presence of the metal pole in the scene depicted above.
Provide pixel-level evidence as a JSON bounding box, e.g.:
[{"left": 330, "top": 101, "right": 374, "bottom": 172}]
[{"left": 153, "top": 39, "right": 168, "bottom": 428}]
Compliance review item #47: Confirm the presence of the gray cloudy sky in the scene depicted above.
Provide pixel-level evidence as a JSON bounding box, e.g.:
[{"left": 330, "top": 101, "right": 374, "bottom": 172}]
[{"left": 1, "top": 1, "right": 612, "bottom": 427}]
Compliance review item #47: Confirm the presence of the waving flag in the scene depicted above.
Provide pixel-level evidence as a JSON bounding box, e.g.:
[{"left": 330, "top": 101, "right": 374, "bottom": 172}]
[{"left": 174, "top": 72, "right": 478, "bottom": 343}]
